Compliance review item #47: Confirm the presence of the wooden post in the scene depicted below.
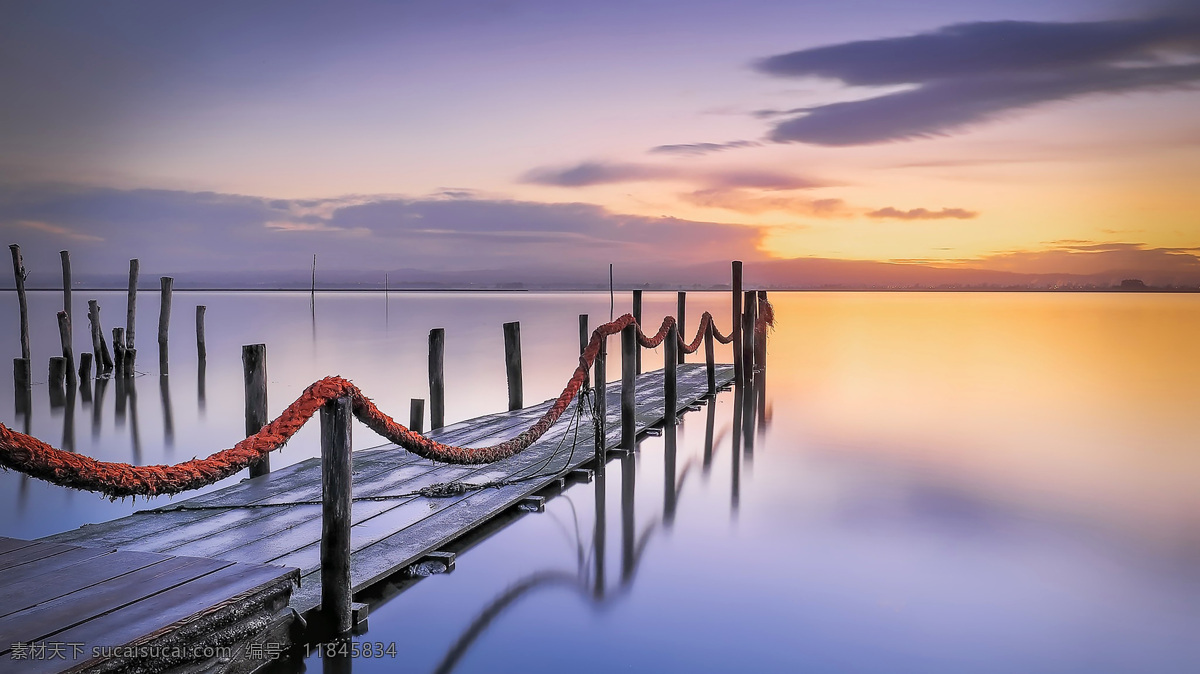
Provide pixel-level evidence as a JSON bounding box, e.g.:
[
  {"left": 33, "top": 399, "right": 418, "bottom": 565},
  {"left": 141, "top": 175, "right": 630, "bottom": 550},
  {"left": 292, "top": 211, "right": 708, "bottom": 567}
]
[
  {"left": 705, "top": 319, "right": 716, "bottom": 395},
  {"left": 158, "top": 277, "right": 173, "bottom": 374},
  {"left": 632, "top": 290, "right": 642, "bottom": 374},
  {"left": 665, "top": 321, "right": 678, "bottom": 424},
  {"left": 578, "top": 314, "right": 589, "bottom": 389},
  {"left": 621, "top": 323, "right": 636, "bottom": 450},
  {"left": 503, "top": 321, "right": 522, "bottom": 411},
  {"left": 123, "top": 348, "right": 136, "bottom": 378},
  {"left": 428, "top": 328, "right": 445, "bottom": 430},
  {"left": 243, "top": 344, "right": 270, "bottom": 477},
  {"left": 60, "top": 251, "right": 72, "bottom": 353},
  {"left": 9, "top": 244, "right": 30, "bottom": 361},
  {"left": 56, "top": 311, "right": 75, "bottom": 383},
  {"left": 13, "top": 358, "right": 30, "bottom": 391},
  {"left": 112, "top": 327, "right": 125, "bottom": 376},
  {"left": 676, "top": 291, "right": 686, "bottom": 365},
  {"left": 743, "top": 290, "right": 757, "bottom": 380},
  {"left": 732, "top": 261, "right": 743, "bottom": 384},
  {"left": 594, "top": 333, "right": 607, "bottom": 458},
  {"left": 756, "top": 290, "right": 768, "bottom": 371},
  {"left": 320, "top": 395, "right": 353, "bottom": 636},
  {"left": 49, "top": 357, "right": 65, "bottom": 408},
  {"left": 409, "top": 398, "right": 425, "bottom": 434},
  {"left": 126, "top": 259, "right": 139, "bottom": 350},
  {"left": 49, "top": 357, "right": 66, "bottom": 389},
  {"left": 88, "top": 300, "right": 114, "bottom": 374},
  {"left": 78, "top": 352, "right": 93, "bottom": 383},
  {"left": 195, "top": 306, "right": 206, "bottom": 361}
]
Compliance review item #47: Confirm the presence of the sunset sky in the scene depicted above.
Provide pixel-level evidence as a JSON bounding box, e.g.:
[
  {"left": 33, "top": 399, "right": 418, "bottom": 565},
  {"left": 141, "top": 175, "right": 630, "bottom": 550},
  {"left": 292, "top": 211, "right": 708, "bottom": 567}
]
[{"left": 2, "top": 0, "right": 1198, "bottom": 284}]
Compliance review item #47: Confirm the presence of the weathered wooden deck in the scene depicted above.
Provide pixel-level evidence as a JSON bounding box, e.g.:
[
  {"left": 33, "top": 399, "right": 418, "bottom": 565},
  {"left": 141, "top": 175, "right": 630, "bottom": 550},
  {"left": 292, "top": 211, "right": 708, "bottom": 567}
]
[
  {"left": 0, "top": 536, "right": 297, "bottom": 673},
  {"left": 39, "top": 364, "right": 733, "bottom": 630}
]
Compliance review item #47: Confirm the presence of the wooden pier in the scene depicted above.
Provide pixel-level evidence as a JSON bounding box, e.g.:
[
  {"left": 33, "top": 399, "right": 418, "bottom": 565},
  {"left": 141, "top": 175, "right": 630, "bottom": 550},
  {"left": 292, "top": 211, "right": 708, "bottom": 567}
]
[
  {"left": 30, "top": 363, "right": 733, "bottom": 670},
  {"left": 0, "top": 537, "right": 297, "bottom": 674}
]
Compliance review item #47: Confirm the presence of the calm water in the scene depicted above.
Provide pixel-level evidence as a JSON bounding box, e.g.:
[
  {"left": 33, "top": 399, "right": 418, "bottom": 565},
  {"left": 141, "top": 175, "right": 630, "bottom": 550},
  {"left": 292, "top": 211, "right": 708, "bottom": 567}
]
[{"left": 2, "top": 291, "right": 1198, "bottom": 673}]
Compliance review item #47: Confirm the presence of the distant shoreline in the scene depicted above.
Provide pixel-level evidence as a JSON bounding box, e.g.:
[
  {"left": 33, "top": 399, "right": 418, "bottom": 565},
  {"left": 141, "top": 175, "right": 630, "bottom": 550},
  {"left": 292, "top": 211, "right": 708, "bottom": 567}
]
[{"left": 7, "top": 287, "right": 1199, "bottom": 294}]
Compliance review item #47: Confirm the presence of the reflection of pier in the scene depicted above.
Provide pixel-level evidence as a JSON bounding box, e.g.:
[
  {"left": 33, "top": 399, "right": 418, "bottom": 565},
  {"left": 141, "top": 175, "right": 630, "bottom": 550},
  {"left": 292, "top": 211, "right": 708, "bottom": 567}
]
[{"left": 425, "top": 374, "right": 760, "bottom": 674}]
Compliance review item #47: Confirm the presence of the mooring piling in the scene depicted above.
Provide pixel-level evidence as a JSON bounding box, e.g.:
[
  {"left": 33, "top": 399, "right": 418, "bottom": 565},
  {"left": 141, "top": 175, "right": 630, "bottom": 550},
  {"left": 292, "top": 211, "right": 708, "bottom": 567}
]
[
  {"left": 705, "top": 319, "right": 716, "bottom": 395},
  {"left": 593, "top": 331, "right": 607, "bottom": 461},
  {"left": 196, "top": 305, "right": 207, "bottom": 361},
  {"left": 632, "top": 290, "right": 642, "bottom": 374},
  {"left": 9, "top": 244, "right": 30, "bottom": 362},
  {"left": 578, "top": 314, "right": 590, "bottom": 389},
  {"left": 60, "top": 250, "right": 73, "bottom": 353},
  {"left": 503, "top": 321, "right": 523, "bottom": 411},
  {"left": 126, "top": 259, "right": 139, "bottom": 350},
  {"left": 123, "top": 347, "right": 136, "bottom": 379},
  {"left": 112, "top": 327, "right": 126, "bottom": 376},
  {"left": 49, "top": 357, "right": 66, "bottom": 409},
  {"left": 409, "top": 398, "right": 425, "bottom": 434},
  {"left": 243, "top": 344, "right": 270, "bottom": 478},
  {"left": 743, "top": 289, "right": 757, "bottom": 384},
  {"left": 621, "top": 323, "right": 636, "bottom": 450},
  {"left": 158, "top": 276, "right": 173, "bottom": 374},
  {"left": 732, "top": 260, "right": 743, "bottom": 384},
  {"left": 78, "top": 351, "right": 93, "bottom": 384},
  {"left": 88, "top": 300, "right": 114, "bottom": 374},
  {"left": 428, "top": 328, "right": 445, "bottom": 430},
  {"left": 320, "top": 395, "right": 353, "bottom": 636},
  {"left": 756, "top": 290, "right": 768, "bottom": 371},
  {"left": 665, "top": 321, "right": 678, "bottom": 424},
  {"left": 676, "top": 291, "right": 686, "bottom": 365},
  {"left": 56, "top": 310, "right": 75, "bottom": 383}
]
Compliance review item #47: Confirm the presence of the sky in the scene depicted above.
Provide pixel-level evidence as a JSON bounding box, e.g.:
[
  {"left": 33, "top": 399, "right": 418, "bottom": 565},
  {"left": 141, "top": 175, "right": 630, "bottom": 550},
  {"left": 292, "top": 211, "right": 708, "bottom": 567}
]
[{"left": 1, "top": 0, "right": 1199, "bottom": 286}]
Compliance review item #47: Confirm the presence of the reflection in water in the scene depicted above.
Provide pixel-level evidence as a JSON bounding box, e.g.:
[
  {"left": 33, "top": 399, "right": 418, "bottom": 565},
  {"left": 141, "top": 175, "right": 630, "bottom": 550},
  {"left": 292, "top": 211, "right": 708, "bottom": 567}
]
[
  {"left": 430, "top": 397, "right": 754, "bottom": 674},
  {"left": 127, "top": 377, "right": 142, "bottom": 465},
  {"left": 197, "top": 357, "right": 206, "bottom": 416},
  {"left": 91, "top": 376, "right": 108, "bottom": 439},
  {"left": 114, "top": 374, "right": 127, "bottom": 427},
  {"left": 730, "top": 385, "right": 742, "bottom": 517},
  {"left": 160, "top": 374, "right": 174, "bottom": 450},
  {"left": 61, "top": 383, "right": 75, "bottom": 453}
]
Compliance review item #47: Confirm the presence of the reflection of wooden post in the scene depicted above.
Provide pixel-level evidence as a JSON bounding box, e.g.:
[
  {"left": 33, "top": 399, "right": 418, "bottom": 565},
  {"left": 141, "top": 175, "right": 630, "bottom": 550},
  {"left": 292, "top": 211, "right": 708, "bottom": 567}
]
[
  {"left": 676, "top": 291, "right": 686, "bottom": 364},
  {"left": 503, "top": 321, "right": 522, "bottom": 411},
  {"left": 409, "top": 398, "right": 425, "bottom": 434},
  {"left": 632, "top": 290, "right": 642, "bottom": 374},
  {"left": 320, "top": 396, "right": 353, "bottom": 636},
  {"left": 9, "top": 244, "right": 30, "bottom": 361},
  {"left": 158, "top": 277, "right": 173, "bottom": 374},
  {"left": 57, "top": 311, "right": 75, "bottom": 383},
  {"left": 195, "top": 306, "right": 206, "bottom": 361},
  {"left": 428, "top": 328, "right": 444, "bottom": 430},
  {"left": 732, "top": 261, "right": 742, "bottom": 384},
  {"left": 665, "top": 321, "right": 678, "bottom": 424},
  {"left": 621, "top": 323, "right": 636, "bottom": 450},
  {"left": 243, "top": 344, "right": 270, "bottom": 477},
  {"left": 126, "top": 259, "right": 139, "bottom": 350}
]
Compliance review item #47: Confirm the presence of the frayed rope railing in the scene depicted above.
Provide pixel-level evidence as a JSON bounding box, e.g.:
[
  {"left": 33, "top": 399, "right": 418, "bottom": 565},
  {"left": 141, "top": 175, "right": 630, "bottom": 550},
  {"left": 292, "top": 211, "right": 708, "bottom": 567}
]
[{"left": 0, "top": 309, "right": 761, "bottom": 499}]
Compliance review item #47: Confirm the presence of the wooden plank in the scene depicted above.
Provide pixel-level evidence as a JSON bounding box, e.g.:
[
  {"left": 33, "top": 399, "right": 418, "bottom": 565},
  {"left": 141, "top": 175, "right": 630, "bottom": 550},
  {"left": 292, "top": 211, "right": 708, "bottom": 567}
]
[
  {"left": 15, "top": 564, "right": 297, "bottom": 674},
  {"left": 0, "top": 537, "right": 36, "bottom": 555},
  {"left": 0, "top": 541, "right": 78, "bottom": 572},
  {"left": 0, "top": 549, "right": 166, "bottom": 620},
  {"left": 0, "top": 556, "right": 231, "bottom": 652},
  {"left": 0, "top": 545, "right": 113, "bottom": 589}
]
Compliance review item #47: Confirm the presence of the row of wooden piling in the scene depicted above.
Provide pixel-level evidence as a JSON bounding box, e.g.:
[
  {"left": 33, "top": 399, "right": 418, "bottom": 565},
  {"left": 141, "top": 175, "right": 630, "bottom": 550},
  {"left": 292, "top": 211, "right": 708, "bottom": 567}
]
[{"left": 7, "top": 245, "right": 205, "bottom": 392}]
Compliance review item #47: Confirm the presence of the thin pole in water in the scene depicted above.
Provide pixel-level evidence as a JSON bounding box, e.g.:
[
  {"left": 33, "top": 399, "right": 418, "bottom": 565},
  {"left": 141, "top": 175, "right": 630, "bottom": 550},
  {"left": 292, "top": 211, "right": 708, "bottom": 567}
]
[{"left": 609, "top": 263, "right": 614, "bottom": 321}]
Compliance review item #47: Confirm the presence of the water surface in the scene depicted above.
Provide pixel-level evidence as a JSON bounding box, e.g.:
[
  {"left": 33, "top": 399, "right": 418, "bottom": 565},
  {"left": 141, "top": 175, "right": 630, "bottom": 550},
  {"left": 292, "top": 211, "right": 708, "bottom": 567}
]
[{"left": 1, "top": 291, "right": 1197, "bottom": 673}]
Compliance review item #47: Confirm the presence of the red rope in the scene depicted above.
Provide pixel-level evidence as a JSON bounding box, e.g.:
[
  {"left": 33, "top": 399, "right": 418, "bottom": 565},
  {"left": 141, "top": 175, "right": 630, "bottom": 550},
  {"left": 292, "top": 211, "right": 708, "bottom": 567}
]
[{"left": 0, "top": 312, "right": 743, "bottom": 498}]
